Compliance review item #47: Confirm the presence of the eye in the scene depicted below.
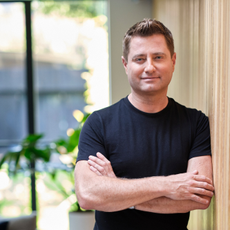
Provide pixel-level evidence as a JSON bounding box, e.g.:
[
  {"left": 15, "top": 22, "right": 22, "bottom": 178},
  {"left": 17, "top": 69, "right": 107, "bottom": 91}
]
[
  {"left": 134, "top": 57, "right": 146, "bottom": 63},
  {"left": 155, "top": 56, "right": 162, "bottom": 60}
]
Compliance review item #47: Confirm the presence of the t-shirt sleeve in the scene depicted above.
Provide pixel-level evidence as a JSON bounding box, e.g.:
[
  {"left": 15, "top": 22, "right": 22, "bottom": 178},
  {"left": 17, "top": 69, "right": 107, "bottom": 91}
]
[
  {"left": 77, "top": 112, "right": 106, "bottom": 162},
  {"left": 189, "top": 112, "right": 211, "bottom": 159}
]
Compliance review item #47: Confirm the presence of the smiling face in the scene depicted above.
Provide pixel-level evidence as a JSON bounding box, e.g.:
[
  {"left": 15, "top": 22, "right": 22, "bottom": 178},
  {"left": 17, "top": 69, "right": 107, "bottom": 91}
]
[{"left": 122, "top": 34, "right": 176, "bottom": 98}]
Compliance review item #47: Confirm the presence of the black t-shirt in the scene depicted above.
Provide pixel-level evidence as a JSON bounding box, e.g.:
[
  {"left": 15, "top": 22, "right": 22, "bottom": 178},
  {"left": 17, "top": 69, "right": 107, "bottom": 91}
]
[{"left": 77, "top": 97, "right": 211, "bottom": 230}]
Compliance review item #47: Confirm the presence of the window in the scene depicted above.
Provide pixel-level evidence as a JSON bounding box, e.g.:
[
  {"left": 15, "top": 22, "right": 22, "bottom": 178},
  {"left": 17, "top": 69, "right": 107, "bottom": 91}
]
[
  {"left": 0, "top": 1, "right": 108, "bottom": 229},
  {"left": 0, "top": 2, "right": 27, "bottom": 152}
]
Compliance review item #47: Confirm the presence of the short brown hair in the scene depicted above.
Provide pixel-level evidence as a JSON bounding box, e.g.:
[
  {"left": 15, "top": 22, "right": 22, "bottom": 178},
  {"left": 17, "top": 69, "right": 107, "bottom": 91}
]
[{"left": 122, "top": 18, "right": 174, "bottom": 61}]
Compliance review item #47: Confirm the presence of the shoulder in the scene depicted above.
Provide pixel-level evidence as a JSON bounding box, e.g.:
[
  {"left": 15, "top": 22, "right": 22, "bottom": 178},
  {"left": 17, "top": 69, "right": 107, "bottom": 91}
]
[
  {"left": 84, "top": 98, "right": 127, "bottom": 128},
  {"left": 87, "top": 98, "right": 127, "bottom": 121},
  {"left": 168, "top": 98, "right": 210, "bottom": 135},
  {"left": 169, "top": 98, "right": 209, "bottom": 121}
]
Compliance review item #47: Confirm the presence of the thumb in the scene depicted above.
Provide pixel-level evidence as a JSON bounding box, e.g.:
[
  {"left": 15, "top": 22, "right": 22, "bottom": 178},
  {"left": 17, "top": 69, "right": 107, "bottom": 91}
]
[{"left": 192, "top": 170, "right": 198, "bottom": 175}]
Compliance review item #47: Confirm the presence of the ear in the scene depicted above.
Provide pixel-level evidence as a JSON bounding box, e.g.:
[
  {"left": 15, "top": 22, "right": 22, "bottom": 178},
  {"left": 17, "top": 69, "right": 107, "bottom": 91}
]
[
  {"left": 122, "top": 56, "right": 128, "bottom": 74},
  {"left": 171, "top": 52, "right": 176, "bottom": 71}
]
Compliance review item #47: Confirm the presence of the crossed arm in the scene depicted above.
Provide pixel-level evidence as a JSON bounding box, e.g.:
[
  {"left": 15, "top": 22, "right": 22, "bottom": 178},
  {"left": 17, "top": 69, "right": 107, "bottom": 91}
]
[{"left": 75, "top": 153, "right": 214, "bottom": 213}]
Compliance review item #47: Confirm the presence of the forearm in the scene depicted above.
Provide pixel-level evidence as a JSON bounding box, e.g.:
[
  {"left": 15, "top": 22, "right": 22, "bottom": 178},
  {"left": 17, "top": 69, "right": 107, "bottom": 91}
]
[
  {"left": 75, "top": 161, "right": 166, "bottom": 212},
  {"left": 135, "top": 156, "right": 214, "bottom": 214},
  {"left": 84, "top": 154, "right": 214, "bottom": 212},
  {"left": 135, "top": 196, "right": 211, "bottom": 214}
]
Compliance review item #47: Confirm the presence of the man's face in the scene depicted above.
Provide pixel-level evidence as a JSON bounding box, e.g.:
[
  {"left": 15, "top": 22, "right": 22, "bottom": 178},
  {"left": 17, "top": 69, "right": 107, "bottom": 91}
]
[{"left": 122, "top": 34, "right": 176, "bottom": 97}]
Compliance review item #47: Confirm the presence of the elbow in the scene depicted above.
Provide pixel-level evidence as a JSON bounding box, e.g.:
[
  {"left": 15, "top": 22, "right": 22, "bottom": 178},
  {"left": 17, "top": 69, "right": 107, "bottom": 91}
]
[
  {"left": 78, "top": 196, "right": 96, "bottom": 211},
  {"left": 76, "top": 186, "right": 96, "bottom": 210},
  {"left": 74, "top": 162, "right": 98, "bottom": 210},
  {"left": 77, "top": 197, "right": 93, "bottom": 211},
  {"left": 76, "top": 195, "right": 93, "bottom": 210}
]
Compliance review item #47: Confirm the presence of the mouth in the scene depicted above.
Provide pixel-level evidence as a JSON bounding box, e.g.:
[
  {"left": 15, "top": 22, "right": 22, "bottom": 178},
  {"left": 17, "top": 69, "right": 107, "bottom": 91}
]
[{"left": 141, "top": 76, "right": 160, "bottom": 80}]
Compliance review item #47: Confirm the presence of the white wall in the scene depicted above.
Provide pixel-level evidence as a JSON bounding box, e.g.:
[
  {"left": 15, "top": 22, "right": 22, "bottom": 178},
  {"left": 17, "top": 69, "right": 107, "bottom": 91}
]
[{"left": 108, "top": 0, "right": 153, "bottom": 104}]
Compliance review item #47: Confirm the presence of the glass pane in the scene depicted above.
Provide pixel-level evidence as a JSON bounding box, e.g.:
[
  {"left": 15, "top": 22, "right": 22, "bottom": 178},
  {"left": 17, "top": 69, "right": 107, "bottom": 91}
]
[
  {"left": 0, "top": 3, "right": 30, "bottom": 218},
  {"left": 32, "top": 1, "right": 108, "bottom": 230},
  {"left": 0, "top": 3, "right": 27, "bottom": 144},
  {"left": 33, "top": 1, "right": 109, "bottom": 142}
]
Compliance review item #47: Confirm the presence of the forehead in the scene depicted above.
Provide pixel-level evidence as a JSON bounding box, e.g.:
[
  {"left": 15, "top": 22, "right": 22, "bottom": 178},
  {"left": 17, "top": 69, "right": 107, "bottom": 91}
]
[{"left": 129, "top": 34, "right": 169, "bottom": 56}]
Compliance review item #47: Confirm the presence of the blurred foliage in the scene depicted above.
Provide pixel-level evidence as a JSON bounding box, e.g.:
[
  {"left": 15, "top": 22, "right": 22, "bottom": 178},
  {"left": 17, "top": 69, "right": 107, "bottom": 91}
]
[
  {"left": 0, "top": 134, "right": 52, "bottom": 175},
  {"left": 43, "top": 170, "right": 74, "bottom": 199},
  {"left": 46, "top": 112, "right": 92, "bottom": 212},
  {"left": 36, "top": 0, "right": 106, "bottom": 18},
  {"left": 0, "top": 173, "right": 31, "bottom": 217},
  {"left": 55, "top": 113, "right": 90, "bottom": 154},
  {"left": 0, "top": 112, "right": 91, "bottom": 213}
]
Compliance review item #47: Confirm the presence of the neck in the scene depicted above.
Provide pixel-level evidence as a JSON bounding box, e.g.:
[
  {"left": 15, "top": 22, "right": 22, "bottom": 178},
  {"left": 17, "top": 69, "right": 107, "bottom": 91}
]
[{"left": 128, "top": 93, "right": 168, "bottom": 113}]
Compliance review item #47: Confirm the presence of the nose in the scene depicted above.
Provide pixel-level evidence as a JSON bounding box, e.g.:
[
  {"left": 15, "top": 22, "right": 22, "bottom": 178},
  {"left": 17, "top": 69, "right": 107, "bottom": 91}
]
[{"left": 144, "top": 59, "right": 156, "bottom": 73}]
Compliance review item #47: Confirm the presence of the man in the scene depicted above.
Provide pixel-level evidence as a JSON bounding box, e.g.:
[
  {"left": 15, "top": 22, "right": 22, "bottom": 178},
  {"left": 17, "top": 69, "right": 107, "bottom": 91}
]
[{"left": 75, "top": 18, "right": 214, "bottom": 230}]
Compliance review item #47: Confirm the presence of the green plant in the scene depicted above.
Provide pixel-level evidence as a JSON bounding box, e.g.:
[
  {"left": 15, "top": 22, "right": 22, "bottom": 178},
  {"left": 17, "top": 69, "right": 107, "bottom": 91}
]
[
  {"left": 0, "top": 113, "right": 91, "bottom": 213},
  {"left": 0, "top": 134, "right": 53, "bottom": 212},
  {"left": 45, "top": 112, "right": 92, "bottom": 212},
  {"left": 55, "top": 113, "right": 90, "bottom": 155},
  {"left": 37, "top": 0, "right": 105, "bottom": 19},
  {"left": 0, "top": 134, "right": 51, "bottom": 175}
]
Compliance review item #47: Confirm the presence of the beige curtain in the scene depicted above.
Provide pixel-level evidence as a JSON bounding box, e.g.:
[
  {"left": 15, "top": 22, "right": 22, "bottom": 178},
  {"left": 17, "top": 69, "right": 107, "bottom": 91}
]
[{"left": 153, "top": 0, "right": 230, "bottom": 229}]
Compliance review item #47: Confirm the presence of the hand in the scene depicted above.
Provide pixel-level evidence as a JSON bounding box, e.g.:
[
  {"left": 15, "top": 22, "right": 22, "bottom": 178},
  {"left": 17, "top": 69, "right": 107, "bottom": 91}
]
[
  {"left": 88, "top": 152, "right": 116, "bottom": 178},
  {"left": 165, "top": 170, "right": 214, "bottom": 205}
]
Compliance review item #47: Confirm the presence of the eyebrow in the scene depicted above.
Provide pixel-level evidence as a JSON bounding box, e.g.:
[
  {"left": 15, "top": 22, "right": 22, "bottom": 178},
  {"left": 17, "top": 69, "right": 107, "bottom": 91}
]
[
  {"left": 132, "top": 54, "right": 145, "bottom": 58},
  {"left": 132, "top": 52, "right": 166, "bottom": 59},
  {"left": 153, "top": 52, "right": 166, "bottom": 56}
]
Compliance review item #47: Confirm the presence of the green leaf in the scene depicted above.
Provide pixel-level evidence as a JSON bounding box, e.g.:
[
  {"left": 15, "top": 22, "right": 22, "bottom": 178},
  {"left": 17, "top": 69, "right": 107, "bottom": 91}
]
[
  {"left": 23, "top": 134, "right": 44, "bottom": 147},
  {"left": 67, "top": 128, "right": 81, "bottom": 152},
  {"left": 0, "top": 154, "right": 8, "bottom": 168},
  {"left": 82, "top": 113, "right": 90, "bottom": 123},
  {"left": 33, "top": 148, "right": 51, "bottom": 162},
  {"left": 24, "top": 148, "right": 33, "bottom": 161}
]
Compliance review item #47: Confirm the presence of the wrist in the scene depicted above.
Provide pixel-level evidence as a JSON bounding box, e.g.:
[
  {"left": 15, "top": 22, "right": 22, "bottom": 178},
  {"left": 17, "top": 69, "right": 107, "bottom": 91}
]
[{"left": 153, "top": 176, "right": 169, "bottom": 197}]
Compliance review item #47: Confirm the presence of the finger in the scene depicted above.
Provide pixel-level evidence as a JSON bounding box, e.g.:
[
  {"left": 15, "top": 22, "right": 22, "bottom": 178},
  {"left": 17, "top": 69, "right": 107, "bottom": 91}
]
[
  {"left": 190, "top": 187, "right": 214, "bottom": 197},
  {"left": 89, "top": 165, "right": 102, "bottom": 176},
  {"left": 200, "top": 181, "right": 214, "bottom": 191},
  {"left": 96, "top": 153, "right": 116, "bottom": 178},
  {"left": 88, "top": 159, "right": 105, "bottom": 174},
  {"left": 96, "top": 152, "right": 111, "bottom": 164},
  {"left": 189, "top": 182, "right": 214, "bottom": 195},
  {"left": 89, "top": 155, "right": 106, "bottom": 167},
  {"left": 191, "top": 180, "right": 214, "bottom": 191},
  {"left": 190, "top": 194, "right": 210, "bottom": 205},
  {"left": 97, "top": 153, "right": 112, "bottom": 169},
  {"left": 96, "top": 152, "right": 106, "bottom": 159},
  {"left": 193, "top": 175, "right": 213, "bottom": 186}
]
